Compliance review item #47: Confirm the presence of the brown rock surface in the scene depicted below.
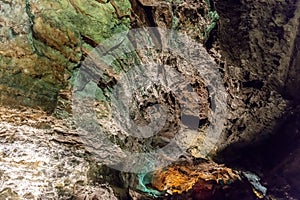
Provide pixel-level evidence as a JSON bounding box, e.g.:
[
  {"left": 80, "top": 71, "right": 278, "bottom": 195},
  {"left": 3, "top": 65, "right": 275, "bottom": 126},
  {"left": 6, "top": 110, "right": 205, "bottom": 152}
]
[
  {"left": 211, "top": 0, "right": 300, "bottom": 156},
  {"left": 0, "top": 0, "right": 300, "bottom": 199}
]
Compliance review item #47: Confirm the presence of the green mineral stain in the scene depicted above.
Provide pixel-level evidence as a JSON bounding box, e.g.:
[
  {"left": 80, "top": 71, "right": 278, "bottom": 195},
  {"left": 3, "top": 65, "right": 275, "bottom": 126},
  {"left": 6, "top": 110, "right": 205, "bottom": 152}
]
[
  {"left": 25, "top": 0, "right": 34, "bottom": 24},
  {"left": 137, "top": 173, "right": 164, "bottom": 197},
  {"left": 171, "top": 16, "right": 180, "bottom": 30},
  {"left": 41, "top": 0, "right": 131, "bottom": 44},
  {"left": 25, "top": 0, "right": 42, "bottom": 55},
  {"left": 204, "top": 11, "right": 219, "bottom": 37},
  {"left": 208, "top": 10, "right": 219, "bottom": 21}
]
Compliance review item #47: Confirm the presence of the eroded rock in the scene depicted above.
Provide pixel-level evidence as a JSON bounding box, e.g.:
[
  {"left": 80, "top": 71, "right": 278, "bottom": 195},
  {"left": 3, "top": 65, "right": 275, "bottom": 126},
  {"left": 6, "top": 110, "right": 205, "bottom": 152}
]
[
  {"left": 0, "top": 0, "right": 131, "bottom": 112},
  {"left": 0, "top": 106, "right": 119, "bottom": 199}
]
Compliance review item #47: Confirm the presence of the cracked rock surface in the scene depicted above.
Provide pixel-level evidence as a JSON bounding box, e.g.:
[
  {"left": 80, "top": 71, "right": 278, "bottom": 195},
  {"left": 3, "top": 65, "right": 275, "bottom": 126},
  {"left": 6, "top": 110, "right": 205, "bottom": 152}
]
[{"left": 0, "top": 0, "right": 300, "bottom": 199}]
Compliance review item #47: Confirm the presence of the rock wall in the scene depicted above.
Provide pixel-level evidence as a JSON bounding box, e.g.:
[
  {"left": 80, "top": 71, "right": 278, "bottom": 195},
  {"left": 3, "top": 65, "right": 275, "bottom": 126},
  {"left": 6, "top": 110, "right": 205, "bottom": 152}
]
[
  {"left": 214, "top": 0, "right": 300, "bottom": 154},
  {"left": 124, "top": 0, "right": 300, "bottom": 158},
  {"left": 1, "top": 0, "right": 299, "bottom": 155},
  {"left": 1, "top": 0, "right": 300, "bottom": 199},
  {"left": 0, "top": 0, "right": 130, "bottom": 112}
]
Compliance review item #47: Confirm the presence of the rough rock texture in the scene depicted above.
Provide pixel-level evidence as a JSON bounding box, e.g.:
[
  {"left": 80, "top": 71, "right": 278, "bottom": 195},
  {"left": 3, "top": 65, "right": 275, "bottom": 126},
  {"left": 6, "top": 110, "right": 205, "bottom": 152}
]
[
  {"left": 1, "top": 0, "right": 300, "bottom": 199},
  {"left": 151, "top": 160, "right": 241, "bottom": 194},
  {"left": 0, "top": 0, "right": 131, "bottom": 199},
  {"left": 69, "top": 0, "right": 223, "bottom": 178},
  {"left": 213, "top": 0, "right": 300, "bottom": 155},
  {"left": 0, "top": 107, "right": 119, "bottom": 199},
  {"left": 0, "top": 0, "right": 130, "bottom": 112},
  {"left": 130, "top": 0, "right": 218, "bottom": 43},
  {"left": 125, "top": 0, "right": 300, "bottom": 159},
  {"left": 285, "top": 13, "right": 300, "bottom": 103}
]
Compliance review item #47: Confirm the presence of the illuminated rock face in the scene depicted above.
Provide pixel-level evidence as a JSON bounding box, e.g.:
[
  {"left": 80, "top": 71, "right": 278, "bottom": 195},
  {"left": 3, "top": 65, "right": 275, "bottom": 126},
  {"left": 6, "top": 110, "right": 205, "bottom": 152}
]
[
  {"left": 133, "top": 160, "right": 264, "bottom": 199},
  {"left": 3, "top": 0, "right": 295, "bottom": 159},
  {"left": 1, "top": 0, "right": 300, "bottom": 199},
  {"left": 0, "top": 107, "right": 119, "bottom": 199},
  {"left": 151, "top": 160, "right": 241, "bottom": 194}
]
